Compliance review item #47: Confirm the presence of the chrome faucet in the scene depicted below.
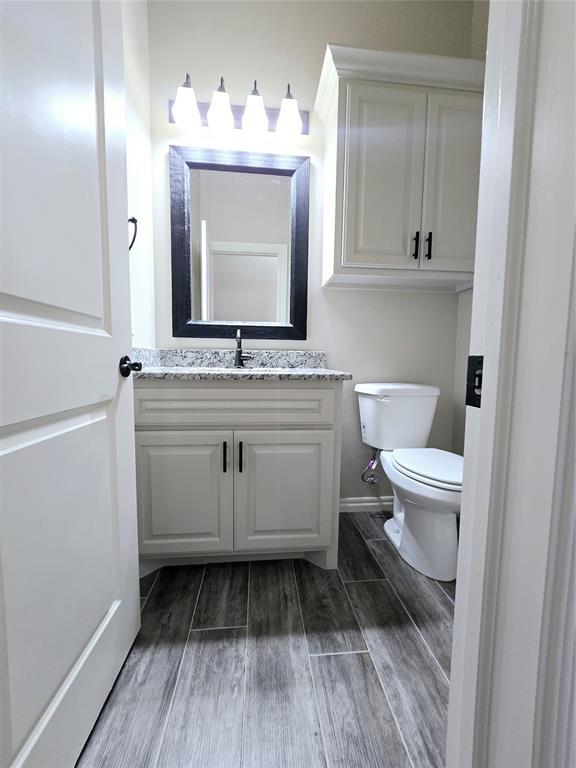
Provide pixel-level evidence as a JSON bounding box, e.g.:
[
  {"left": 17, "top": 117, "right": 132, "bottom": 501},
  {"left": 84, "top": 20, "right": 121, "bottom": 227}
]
[{"left": 234, "top": 329, "right": 253, "bottom": 368}]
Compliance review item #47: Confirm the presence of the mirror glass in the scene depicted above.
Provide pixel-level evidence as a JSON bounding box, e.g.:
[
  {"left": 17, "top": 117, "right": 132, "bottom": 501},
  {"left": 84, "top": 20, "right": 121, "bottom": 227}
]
[{"left": 189, "top": 169, "right": 292, "bottom": 325}]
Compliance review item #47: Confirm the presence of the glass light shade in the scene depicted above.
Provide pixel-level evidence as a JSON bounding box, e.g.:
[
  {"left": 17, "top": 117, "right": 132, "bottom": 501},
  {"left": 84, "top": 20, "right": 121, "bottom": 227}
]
[
  {"left": 172, "top": 74, "right": 201, "bottom": 131},
  {"left": 242, "top": 81, "right": 268, "bottom": 134},
  {"left": 207, "top": 77, "right": 234, "bottom": 132},
  {"left": 276, "top": 84, "right": 302, "bottom": 136}
]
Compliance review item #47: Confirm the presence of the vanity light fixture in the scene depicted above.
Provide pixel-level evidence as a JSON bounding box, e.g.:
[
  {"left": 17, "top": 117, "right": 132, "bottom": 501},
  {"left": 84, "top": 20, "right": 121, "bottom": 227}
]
[
  {"left": 276, "top": 84, "right": 303, "bottom": 137},
  {"left": 241, "top": 80, "right": 269, "bottom": 135},
  {"left": 171, "top": 73, "right": 202, "bottom": 131},
  {"left": 207, "top": 77, "right": 234, "bottom": 132},
  {"left": 168, "top": 76, "right": 309, "bottom": 134}
]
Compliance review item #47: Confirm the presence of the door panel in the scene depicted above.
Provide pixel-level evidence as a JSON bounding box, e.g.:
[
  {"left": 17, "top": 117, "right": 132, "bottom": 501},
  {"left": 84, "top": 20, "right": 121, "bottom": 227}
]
[
  {"left": 0, "top": 3, "right": 139, "bottom": 766},
  {"left": 136, "top": 431, "right": 234, "bottom": 555},
  {"left": 421, "top": 91, "right": 483, "bottom": 272},
  {"left": 234, "top": 430, "right": 334, "bottom": 550},
  {"left": 343, "top": 82, "right": 426, "bottom": 268}
]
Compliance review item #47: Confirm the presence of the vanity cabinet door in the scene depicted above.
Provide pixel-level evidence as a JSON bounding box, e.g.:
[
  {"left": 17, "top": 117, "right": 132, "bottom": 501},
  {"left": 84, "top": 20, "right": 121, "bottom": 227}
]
[
  {"left": 234, "top": 430, "right": 335, "bottom": 551},
  {"left": 343, "top": 81, "right": 427, "bottom": 269},
  {"left": 420, "top": 91, "right": 483, "bottom": 272},
  {"left": 136, "top": 431, "right": 233, "bottom": 555}
]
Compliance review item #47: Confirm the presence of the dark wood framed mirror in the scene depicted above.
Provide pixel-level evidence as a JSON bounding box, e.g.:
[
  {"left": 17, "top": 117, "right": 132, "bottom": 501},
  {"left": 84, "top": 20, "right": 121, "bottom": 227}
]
[{"left": 169, "top": 145, "right": 310, "bottom": 339}]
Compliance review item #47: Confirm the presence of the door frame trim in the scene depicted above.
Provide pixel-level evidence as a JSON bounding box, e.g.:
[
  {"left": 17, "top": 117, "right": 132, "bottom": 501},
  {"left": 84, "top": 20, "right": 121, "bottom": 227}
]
[{"left": 447, "top": 1, "right": 575, "bottom": 765}]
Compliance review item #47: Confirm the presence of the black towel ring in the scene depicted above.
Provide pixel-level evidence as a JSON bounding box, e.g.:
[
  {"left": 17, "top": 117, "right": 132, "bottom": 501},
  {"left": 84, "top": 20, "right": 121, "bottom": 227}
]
[{"left": 128, "top": 217, "right": 138, "bottom": 251}]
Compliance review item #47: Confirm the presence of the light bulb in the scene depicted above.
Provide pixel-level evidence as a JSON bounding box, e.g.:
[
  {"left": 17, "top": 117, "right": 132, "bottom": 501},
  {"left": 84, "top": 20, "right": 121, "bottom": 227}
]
[
  {"left": 207, "top": 77, "right": 234, "bottom": 132},
  {"left": 242, "top": 80, "right": 268, "bottom": 134},
  {"left": 276, "top": 84, "right": 302, "bottom": 137},
  {"left": 172, "top": 73, "right": 201, "bottom": 131}
]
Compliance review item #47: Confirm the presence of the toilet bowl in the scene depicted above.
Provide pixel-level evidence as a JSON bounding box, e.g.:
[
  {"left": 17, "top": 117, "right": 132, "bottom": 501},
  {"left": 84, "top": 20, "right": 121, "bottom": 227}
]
[
  {"left": 380, "top": 448, "right": 461, "bottom": 581},
  {"left": 355, "top": 383, "right": 462, "bottom": 582}
]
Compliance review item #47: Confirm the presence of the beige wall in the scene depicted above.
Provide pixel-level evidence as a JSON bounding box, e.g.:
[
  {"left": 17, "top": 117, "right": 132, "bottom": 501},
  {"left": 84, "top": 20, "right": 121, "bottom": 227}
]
[
  {"left": 453, "top": 288, "right": 473, "bottom": 454},
  {"left": 470, "top": 0, "right": 490, "bottom": 59},
  {"left": 133, "top": 0, "right": 485, "bottom": 500},
  {"left": 123, "top": 1, "right": 156, "bottom": 348}
]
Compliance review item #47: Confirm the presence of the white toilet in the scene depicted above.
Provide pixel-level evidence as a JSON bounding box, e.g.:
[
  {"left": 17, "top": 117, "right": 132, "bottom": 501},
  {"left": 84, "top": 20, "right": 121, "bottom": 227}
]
[{"left": 355, "top": 383, "right": 462, "bottom": 581}]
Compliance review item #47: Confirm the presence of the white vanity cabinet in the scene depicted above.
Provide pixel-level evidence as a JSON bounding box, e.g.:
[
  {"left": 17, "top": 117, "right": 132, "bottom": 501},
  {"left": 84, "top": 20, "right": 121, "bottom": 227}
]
[
  {"left": 133, "top": 379, "right": 344, "bottom": 566},
  {"left": 316, "top": 45, "right": 485, "bottom": 290}
]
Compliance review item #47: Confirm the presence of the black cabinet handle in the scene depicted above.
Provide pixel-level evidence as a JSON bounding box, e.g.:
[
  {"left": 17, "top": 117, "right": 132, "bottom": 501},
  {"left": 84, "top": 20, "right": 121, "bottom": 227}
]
[
  {"left": 412, "top": 230, "right": 420, "bottom": 260},
  {"left": 238, "top": 441, "right": 243, "bottom": 473},
  {"left": 223, "top": 441, "right": 228, "bottom": 473},
  {"left": 425, "top": 231, "right": 433, "bottom": 260},
  {"left": 119, "top": 355, "right": 142, "bottom": 377}
]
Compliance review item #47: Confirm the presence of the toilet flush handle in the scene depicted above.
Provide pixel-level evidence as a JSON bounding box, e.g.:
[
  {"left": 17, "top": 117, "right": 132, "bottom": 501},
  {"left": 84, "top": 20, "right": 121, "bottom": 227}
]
[{"left": 377, "top": 396, "right": 391, "bottom": 403}]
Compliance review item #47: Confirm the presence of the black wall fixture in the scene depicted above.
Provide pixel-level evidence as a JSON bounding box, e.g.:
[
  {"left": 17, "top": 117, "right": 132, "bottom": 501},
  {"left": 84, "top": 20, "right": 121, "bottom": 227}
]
[{"left": 169, "top": 145, "right": 310, "bottom": 339}]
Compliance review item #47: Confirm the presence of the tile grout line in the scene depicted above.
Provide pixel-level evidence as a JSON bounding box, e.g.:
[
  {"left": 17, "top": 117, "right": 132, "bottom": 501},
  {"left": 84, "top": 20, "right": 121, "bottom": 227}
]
[
  {"left": 139, "top": 568, "right": 162, "bottom": 612},
  {"left": 151, "top": 565, "right": 207, "bottom": 768},
  {"left": 341, "top": 578, "right": 390, "bottom": 584},
  {"left": 239, "top": 561, "right": 251, "bottom": 768},
  {"left": 309, "top": 649, "right": 370, "bottom": 658},
  {"left": 435, "top": 580, "right": 456, "bottom": 606},
  {"left": 189, "top": 624, "right": 247, "bottom": 632},
  {"left": 336, "top": 564, "right": 416, "bottom": 768},
  {"left": 291, "top": 559, "right": 333, "bottom": 768},
  {"left": 348, "top": 513, "right": 451, "bottom": 685}
]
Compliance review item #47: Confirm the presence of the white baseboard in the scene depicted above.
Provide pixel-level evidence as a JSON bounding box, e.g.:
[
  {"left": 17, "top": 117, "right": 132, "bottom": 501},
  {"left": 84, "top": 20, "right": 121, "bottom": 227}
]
[{"left": 339, "top": 496, "right": 394, "bottom": 513}]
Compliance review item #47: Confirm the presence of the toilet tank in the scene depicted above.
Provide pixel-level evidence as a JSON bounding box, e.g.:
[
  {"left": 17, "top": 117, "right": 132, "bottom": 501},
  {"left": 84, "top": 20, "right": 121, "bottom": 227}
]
[{"left": 355, "top": 383, "right": 440, "bottom": 450}]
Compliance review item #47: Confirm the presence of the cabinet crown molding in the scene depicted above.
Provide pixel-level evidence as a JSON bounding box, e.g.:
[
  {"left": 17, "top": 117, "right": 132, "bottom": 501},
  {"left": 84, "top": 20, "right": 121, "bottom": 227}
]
[{"left": 315, "top": 44, "right": 485, "bottom": 122}]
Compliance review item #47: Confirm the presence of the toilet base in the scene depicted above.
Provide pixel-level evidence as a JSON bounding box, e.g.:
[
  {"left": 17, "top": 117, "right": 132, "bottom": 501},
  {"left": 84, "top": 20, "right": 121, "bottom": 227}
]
[{"left": 384, "top": 498, "right": 458, "bottom": 581}]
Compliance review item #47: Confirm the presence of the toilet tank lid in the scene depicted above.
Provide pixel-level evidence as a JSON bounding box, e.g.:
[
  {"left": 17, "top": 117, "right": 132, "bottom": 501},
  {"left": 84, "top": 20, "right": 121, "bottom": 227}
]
[{"left": 354, "top": 383, "right": 440, "bottom": 397}]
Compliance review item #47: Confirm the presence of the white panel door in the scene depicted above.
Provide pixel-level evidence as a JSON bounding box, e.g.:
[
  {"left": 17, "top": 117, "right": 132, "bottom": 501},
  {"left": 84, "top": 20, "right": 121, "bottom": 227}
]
[
  {"left": 136, "top": 431, "right": 234, "bottom": 555},
  {"left": 343, "top": 82, "right": 427, "bottom": 268},
  {"left": 421, "top": 91, "right": 483, "bottom": 272},
  {"left": 0, "top": 3, "right": 139, "bottom": 766},
  {"left": 234, "top": 430, "right": 334, "bottom": 551}
]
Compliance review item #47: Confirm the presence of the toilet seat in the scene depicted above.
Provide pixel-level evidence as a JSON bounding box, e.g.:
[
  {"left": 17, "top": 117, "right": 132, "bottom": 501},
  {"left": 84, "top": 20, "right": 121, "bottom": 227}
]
[{"left": 392, "top": 448, "right": 463, "bottom": 492}]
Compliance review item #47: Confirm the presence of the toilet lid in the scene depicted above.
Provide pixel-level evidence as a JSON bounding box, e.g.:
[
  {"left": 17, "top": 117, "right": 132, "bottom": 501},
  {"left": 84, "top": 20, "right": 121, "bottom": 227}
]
[{"left": 392, "top": 448, "right": 463, "bottom": 490}]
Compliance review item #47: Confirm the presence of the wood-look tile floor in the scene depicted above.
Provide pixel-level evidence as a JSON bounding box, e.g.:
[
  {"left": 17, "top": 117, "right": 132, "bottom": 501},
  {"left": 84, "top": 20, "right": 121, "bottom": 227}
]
[{"left": 77, "top": 512, "right": 455, "bottom": 768}]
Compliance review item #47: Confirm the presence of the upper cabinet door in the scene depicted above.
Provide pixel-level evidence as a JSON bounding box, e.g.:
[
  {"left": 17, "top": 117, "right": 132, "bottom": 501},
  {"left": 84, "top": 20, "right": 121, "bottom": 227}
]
[
  {"left": 343, "top": 82, "right": 427, "bottom": 269},
  {"left": 421, "top": 91, "right": 483, "bottom": 272}
]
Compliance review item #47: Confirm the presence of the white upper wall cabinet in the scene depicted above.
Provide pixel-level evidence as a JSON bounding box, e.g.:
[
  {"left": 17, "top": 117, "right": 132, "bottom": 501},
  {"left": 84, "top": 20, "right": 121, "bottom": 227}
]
[
  {"left": 315, "top": 46, "right": 484, "bottom": 291},
  {"left": 344, "top": 83, "right": 427, "bottom": 269},
  {"left": 421, "top": 92, "right": 483, "bottom": 272}
]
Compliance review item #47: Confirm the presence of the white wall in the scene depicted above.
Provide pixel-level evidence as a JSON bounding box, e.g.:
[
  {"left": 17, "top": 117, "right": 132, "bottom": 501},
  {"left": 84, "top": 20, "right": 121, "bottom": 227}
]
[
  {"left": 134, "top": 0, "right": 484, "bottom": 499},
  {"left": 123, "top": 0, "right": 155, "bottom": 348}
]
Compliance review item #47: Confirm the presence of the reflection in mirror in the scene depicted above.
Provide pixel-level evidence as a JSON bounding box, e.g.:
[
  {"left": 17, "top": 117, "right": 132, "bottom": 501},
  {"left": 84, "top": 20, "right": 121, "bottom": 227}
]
[{"left": 189, "top": 170, "right": 291, "bottom": 324}]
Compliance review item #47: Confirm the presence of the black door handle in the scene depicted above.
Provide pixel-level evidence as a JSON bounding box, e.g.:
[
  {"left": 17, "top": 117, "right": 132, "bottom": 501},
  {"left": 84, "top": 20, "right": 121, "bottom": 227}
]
[
  {"left": 119, "top": 355, "right": 142, "bottom": 377},
  {"left": 412, "top": 230, "right": 420, "bottom": 260},
  {"left": 238, "top": 441, "right": 243, "bottom": 473},
  {"left": 425, "top": 231, "right": 433, "bottom": 260},
  {"left": 128, "top": 217, "right": 138, "bottom": 251},
  {"left": 223, "top": 441, "right": 228, "bottom": 473}
]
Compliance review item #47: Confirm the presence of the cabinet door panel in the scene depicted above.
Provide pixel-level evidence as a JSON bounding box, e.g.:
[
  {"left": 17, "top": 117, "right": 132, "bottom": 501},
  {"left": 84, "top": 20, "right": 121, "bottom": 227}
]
[
  {"left": 234, "top": 430, "right": 334, "bottom": 551},
  {"left": 421, "top": 91, "right": 482, "bottom": 272},
  {"left": 136, "top": 431, "right": 233, "bottom": 555},
  {"left": 343, "top": 82, "right": 426, "bottom": 268}
]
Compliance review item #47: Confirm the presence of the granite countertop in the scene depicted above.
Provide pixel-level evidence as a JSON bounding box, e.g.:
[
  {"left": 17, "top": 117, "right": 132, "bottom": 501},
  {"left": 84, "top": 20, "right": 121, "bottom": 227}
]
[
  {"left": 134, "top": 366, "right": 352, "bottom": 382},
  {"left": 132, "top": 348, "right": 352, "bottom": 382}
]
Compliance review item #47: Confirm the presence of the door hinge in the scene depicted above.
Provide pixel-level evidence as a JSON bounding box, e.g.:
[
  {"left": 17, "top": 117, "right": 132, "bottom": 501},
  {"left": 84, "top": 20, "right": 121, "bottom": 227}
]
[{"left": 466, "top": 355, "right": 484, "bottom": 408}]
